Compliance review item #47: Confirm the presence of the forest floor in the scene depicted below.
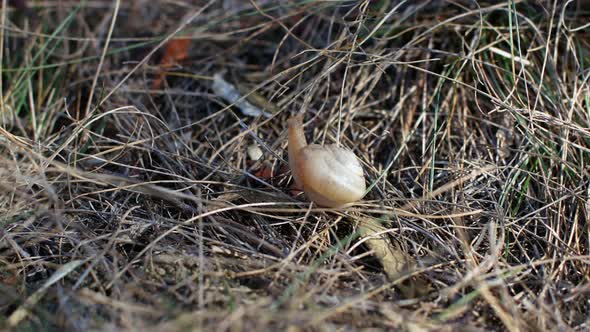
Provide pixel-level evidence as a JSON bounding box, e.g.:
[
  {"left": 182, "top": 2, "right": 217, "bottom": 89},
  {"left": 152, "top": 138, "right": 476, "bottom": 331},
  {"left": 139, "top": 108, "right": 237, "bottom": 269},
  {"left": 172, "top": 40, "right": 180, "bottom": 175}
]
[{"left": 1, "top": 1, "right": 590, "bottom": 331}]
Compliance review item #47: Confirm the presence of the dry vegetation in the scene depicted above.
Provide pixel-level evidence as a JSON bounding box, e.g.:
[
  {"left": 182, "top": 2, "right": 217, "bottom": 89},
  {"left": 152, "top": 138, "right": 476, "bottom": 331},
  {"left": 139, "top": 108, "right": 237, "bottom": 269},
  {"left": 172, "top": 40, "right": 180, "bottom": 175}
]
[{"left": 1, "top": 0, "right": 590, "bottom": 331}]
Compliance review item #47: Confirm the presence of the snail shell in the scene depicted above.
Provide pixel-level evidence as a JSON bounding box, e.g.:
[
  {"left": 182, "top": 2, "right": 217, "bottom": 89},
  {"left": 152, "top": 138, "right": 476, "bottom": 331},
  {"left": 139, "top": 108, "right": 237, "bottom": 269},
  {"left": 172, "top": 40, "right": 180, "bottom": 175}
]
[{"left": 288, "top": 114, "right": 366, "bottom": 207}]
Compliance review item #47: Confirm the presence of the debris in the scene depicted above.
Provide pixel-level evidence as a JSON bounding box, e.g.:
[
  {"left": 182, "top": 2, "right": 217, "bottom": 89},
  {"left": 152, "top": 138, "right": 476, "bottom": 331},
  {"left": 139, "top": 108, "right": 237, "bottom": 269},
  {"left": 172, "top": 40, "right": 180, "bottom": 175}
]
[
  {"left": 489, "top": 46, "right": 530, "bottom": 66},
  {"left": 247, "top": 144, "right": 263, "bottom": 161},
  {"left": 357, "top": 218, "right": 411, "bottom": 280},
  {"left": 8, "top": 260, "right": 83, "bottom": 327},
  {"left": 7, "top": 0, "right": 27, "bottom": 9},
  {"left": 254, "top": 160, "right": 273, "bottom": 180},
  {"left": 212, "top": 73, "right": 271, "bottom": 118}
]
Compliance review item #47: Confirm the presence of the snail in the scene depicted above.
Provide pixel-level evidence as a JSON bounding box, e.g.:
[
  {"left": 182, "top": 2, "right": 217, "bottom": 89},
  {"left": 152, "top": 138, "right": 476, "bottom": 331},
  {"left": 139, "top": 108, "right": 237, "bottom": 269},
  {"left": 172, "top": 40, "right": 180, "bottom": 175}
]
[{"left": 287, "top": 114, "right": 366, "bottom": 207}]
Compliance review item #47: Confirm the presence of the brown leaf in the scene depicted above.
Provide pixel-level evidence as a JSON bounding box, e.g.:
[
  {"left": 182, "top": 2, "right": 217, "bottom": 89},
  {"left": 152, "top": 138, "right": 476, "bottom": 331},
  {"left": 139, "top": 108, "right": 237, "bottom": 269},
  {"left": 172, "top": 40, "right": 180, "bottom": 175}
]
[
  {"left": 152, "top": 38, "right": 192, "bottom": 90},
  {"left": 254, "top": 161, "right": 273, "bottom": 180}
]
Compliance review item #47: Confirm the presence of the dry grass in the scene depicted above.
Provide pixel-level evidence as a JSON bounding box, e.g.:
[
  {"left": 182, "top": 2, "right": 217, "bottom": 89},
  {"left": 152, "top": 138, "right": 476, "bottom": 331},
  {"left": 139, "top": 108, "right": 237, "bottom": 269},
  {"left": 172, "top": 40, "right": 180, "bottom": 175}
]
[{"left": 1, "top": 0, "right": 590, "bottom": 331}]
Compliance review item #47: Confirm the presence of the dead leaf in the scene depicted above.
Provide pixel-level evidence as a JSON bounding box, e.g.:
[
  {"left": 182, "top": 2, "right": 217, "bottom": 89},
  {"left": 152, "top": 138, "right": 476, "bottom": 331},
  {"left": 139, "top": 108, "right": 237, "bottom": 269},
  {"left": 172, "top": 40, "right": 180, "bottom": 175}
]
[
  {"left": 152, "top": 38, "right": 192, "bottom": 90},
  {"left": 358, "top": 218, "right": 411, "bottom": 280},
  {"left": 358, "top": 218, "right": 433, "bottom": 298},
  {"left": 254, "top": 160, "right": 273, "bottom": 180}
]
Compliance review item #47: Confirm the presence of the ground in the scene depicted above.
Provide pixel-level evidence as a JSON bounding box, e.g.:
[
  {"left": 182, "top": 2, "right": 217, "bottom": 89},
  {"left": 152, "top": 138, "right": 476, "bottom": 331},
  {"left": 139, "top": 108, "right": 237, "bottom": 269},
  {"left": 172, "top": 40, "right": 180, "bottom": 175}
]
[{"left": 1, "top": 1, "right": 589, "bottom": 331}]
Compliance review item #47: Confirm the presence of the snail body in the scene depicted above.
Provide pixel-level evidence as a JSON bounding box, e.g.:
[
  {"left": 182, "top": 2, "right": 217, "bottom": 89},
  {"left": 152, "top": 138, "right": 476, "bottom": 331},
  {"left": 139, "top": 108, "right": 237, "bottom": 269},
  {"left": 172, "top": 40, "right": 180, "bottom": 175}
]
[{"left": 288, "top": 114, "right": 366, "bottom": 207}]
